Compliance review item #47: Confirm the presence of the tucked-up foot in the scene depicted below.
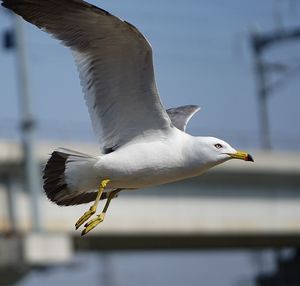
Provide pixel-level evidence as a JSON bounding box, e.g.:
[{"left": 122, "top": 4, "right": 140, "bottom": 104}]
[
  {"left": 81, "top": 213, "right": 105, "bottom": 236},
  {"left": 100, "top": 179, "right": 110, "bottom": 189},
  {"left": 75, "top": 205, "right": 96, "bottom": 230}
]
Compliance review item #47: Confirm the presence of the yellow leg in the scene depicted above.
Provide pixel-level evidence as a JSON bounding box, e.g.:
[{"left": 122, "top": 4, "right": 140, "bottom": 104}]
[
  {"left": 75, "top": 179, "right": 110, "bottom": 230},
  {"left": 81, "top": 189, "right": 120, "bottom": 236}
]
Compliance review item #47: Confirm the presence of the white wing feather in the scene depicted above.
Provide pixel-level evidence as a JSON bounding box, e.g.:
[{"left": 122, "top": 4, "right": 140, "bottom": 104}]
[{"left": 3, "top": 0, "right": 172, "bottom": 151}]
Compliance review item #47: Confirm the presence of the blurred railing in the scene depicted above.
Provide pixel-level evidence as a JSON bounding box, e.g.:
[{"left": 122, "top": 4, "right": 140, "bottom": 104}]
[{"left": 0, "top": 118, "right": 299, "bottom": 150}]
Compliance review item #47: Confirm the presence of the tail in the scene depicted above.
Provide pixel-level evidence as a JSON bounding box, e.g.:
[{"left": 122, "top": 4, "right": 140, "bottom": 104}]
[{"left": 43, "top": 148, "right": 108, "bottom": 206}]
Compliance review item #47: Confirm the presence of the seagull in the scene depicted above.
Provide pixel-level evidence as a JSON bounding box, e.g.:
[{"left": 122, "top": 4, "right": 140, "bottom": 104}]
[{"left": 2, "top": 0, "right": 254, "bottom": 235}]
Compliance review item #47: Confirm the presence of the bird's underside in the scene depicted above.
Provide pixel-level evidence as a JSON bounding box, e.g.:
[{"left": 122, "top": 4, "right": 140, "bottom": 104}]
[{"left": 42, "top": 123, "right": 199, "bottom": 235}]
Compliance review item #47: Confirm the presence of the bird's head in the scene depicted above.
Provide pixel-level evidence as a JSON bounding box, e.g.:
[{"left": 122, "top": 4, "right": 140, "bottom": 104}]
[{"left": 194, "top": 137, "right": 254, "bottom": 167}]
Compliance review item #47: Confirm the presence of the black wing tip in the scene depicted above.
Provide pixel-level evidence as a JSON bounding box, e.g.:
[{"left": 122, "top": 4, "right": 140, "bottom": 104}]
[
  {"left": 1, "top": 0, "right": 112, "bottom": 15},
  {"left": 1, "top": 0, "right": 21, "bottom": 9},
  {"left": 1, "top": 0, "right": 9, "bottom": 9}
]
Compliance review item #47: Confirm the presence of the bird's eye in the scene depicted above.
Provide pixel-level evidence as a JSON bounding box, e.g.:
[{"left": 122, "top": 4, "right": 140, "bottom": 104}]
[{"left": 214, "top": 143, "right": 223, "bottom": 149}]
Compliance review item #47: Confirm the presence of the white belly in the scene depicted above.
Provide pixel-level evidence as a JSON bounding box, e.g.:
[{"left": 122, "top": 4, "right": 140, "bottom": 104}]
[{"left": 94, "top": 134, "right": 205, "bottom": 189}]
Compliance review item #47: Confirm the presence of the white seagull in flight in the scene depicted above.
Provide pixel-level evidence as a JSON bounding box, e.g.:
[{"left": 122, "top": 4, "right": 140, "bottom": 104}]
[{"left": 2, "top": 0, "right": 254, "bottom": 235}]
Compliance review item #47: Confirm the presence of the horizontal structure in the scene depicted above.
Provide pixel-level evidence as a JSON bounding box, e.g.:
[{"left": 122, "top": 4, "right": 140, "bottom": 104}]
[
  {"left": 0, "top": 139, "right": 299, "bottom": 249},
  {"left": 73, "top": 233, "right": 300, "bottom": 250},
  {"left": 0, "top": 139, "right": 299, "bottom": 183}
]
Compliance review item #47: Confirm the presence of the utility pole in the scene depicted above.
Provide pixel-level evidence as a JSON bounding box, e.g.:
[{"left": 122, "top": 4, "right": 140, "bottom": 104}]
[
  {"left": 13, "top": 15, "right": 42, "bottom": 232},
  {"left": 251, "top": 30, "right": 272, "bottom": 150},
  {"left": 250, "top": 27, "right": 300, "bottom": 150}
]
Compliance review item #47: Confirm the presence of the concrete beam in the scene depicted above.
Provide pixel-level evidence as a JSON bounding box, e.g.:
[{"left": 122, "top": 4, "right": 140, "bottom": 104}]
[{"left": 73, "top": 233, "right": 300, "bottom": 250}]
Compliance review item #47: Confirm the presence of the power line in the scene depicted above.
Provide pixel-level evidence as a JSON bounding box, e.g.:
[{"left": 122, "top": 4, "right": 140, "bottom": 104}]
[{"left": 250, "top": 26, "right": 300, "bottom": 150}]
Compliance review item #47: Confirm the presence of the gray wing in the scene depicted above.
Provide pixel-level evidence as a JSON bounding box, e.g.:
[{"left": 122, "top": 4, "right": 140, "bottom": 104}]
[
  {"left": 2, "top": 0, "right": 172, "bottom": 152},
  {"left": 166, "top": 105, "right": 200, "bottom": 132}
]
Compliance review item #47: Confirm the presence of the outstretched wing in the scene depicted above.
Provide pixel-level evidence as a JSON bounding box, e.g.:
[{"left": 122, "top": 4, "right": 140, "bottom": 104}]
[
  {"left": 2, "top": 0, "right": 172, "bottom": 151},
  {"left": 166, "top": 105, "right": 200, "bottom": 132}
]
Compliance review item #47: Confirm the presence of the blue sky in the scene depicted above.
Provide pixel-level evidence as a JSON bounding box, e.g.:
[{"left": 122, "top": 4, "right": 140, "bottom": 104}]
[{"left": 1, "top": 0, "right": 300, "bottom": 150}]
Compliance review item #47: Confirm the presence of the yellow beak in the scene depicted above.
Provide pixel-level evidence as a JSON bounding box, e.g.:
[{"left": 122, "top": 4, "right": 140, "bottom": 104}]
[{"left": 229, "top": 151, "right": 254, "bottom": 162}]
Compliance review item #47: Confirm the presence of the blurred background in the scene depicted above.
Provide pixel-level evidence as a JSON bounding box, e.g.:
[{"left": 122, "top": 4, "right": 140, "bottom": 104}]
[{"left": 0, "top": 0, "right": 300, "bottom": 285}]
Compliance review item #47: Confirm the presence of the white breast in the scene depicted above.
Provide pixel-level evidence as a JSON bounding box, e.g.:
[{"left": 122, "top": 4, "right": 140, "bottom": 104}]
[{"left": 95, "top": 129, "right": 207, "bottom": 189}]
